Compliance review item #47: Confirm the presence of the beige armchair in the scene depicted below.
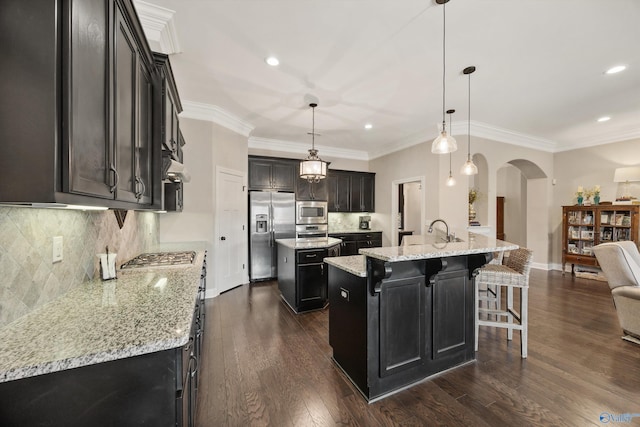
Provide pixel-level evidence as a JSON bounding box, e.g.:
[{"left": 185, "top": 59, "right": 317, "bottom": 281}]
[{"left": 593, "top": 241, "right": 640, "bottom": 344}]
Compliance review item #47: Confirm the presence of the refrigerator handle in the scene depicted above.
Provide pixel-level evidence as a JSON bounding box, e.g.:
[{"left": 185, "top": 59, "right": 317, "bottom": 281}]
[{"left": 269, "top": 203, "right": 274, "bottom": 247}]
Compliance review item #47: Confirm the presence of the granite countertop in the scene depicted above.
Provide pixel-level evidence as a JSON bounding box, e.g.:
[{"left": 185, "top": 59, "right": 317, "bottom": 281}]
[
  {"left": 0, "top": 248, "right": 206, "bottom": 384},
  {"left": 329, "top": 229, "right": 382, "bottom": 234},
  {"left": 324, "top": 255, "right": 367, "bottom": 277},
  {"left": 276, "top": 237, "right": 342, "bottom": 249},
  {"left": 359, "top": 233, "right": 518, "bottom": 262}
]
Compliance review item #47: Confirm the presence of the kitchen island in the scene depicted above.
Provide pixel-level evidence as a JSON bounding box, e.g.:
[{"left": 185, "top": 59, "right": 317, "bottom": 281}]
[
  {"left": 0, "top": 243, "right": 207, "bottom": 426},
  {"left": 276, "top": 238, "right": 341, "bottom": 313},
  {"left": 324, "top": 233, "right": 517, "bottom": 402}
]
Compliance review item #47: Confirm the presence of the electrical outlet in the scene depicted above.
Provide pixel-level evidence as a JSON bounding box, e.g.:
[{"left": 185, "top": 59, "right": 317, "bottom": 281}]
[{"left": 52, "top": 236, "right": 63, "bottom": 263}]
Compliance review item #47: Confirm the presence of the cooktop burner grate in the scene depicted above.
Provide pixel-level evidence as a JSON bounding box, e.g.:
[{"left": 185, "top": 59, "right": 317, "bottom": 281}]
[{"left": 120, "top": 251, "right": 196, "bottom": 269}]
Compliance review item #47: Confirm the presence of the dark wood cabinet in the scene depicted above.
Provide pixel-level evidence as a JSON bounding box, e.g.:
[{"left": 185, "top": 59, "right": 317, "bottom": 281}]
[
  {"left": 496, "top": 196, "right": 505, "bottom": 240},
  {"left": 562, "top": 204, "right": 640, "bottom": 274},
  {"left": 327, "top": 170, "right": 375, "bottom": 212},
  {"left": 154, "top": 52, "right": 182, "bottom": 158},
  {"left": 296, "top": 176, "right": 328, "bottom": 201},
  {"left": 0, "top": 0, "right": 161, "bottom": 210},
  {"left": 164, "top": 182, "right": 184, "bottom": 212},
  {"left": 277, "top": 244, "right": 338, "bottom": 312},
  {"left": 327, "top": 172, "right": 351, "bottom": 211},
  {"left": 248, "top": 157, "right": 297, "bottom": 192},
  {"left": 328, "top": 254, "right": 481, "bottom": 401},
  {"left": 329, "top": 232, "right": 382, "bottom": 256}
]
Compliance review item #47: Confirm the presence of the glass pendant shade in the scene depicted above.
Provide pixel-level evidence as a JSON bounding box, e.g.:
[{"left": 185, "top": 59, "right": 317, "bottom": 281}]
[
  {"left": 300, "top": 149, "right": 327, "bottom": 183},
  {"left": 460, "top": 158, "right": 478, "bottom": 175},
  {"left": 431, "top": 130, "right": 458, "bottom": 154},
  {"left": 446, "top": 173, "right": 456, "bottom": 187}
]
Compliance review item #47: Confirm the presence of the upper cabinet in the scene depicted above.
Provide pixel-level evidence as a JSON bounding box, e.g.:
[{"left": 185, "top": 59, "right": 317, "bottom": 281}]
[
  {"left": 327, "top": 170, "right": 375, "bottom": 212},
  {"left": 248, "top": 157, "right": 297, "bottom": 192},
  {"left": 0, "top": 0, "right": 161, "bottom": 209},
  {"left": 296, "top": 176, "right": 328, "bottom": 201}
]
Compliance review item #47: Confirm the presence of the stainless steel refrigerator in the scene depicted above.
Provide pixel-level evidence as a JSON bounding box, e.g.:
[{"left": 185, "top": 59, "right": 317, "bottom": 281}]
[{"left": 249, "top": 191, "right": 295, "bottom": 281}]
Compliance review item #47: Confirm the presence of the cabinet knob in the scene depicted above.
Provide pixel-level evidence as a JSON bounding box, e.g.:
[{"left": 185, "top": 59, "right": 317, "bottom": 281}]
[{"left": 220, "top": 236, "right": 226, "bottom": 241}]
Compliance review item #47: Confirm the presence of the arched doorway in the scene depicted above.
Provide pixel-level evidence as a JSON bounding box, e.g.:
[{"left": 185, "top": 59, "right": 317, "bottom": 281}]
[{"left": 496, "top": 159, "right": 547, "bottom": 249}]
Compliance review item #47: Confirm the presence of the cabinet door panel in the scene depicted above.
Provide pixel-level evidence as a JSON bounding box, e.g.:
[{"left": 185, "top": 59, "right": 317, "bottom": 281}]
[
  {"left": 66, "top": 0, "right": 112, "bottom": 199},
  {"left": 114, "top": 7, "right": 137, "bottom": 202},
  {"left": 379, "top": 275, "right": 426, "bottom": 377},
  {"left": 350, "top": 175, "right": 363, "bottom": 212},
  {"left": 328, "top": 173, "right": 350, "bottom": 211},
  {"left": 248, "top": 160, "right": 274, "bottom": 190},
  {"left": 136, "top": 59, "right": 153, "bottom": 204},
  {"left": 297, "top": 263, "right": 326, "bottom": 303},
  {"left": 361, "top": 174, "right": 375, "bottom": 212},
  {"left": 432, "top": 269, "right": 471, "bottom": 360},
  {"left": 272, "top": 161, "right": 296, "bottom": 192}
]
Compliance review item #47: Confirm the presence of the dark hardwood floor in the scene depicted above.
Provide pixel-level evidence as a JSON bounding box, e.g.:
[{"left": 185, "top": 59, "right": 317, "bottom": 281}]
[{"left": 195, "top": 270, "right": 640, "bottom": 426}]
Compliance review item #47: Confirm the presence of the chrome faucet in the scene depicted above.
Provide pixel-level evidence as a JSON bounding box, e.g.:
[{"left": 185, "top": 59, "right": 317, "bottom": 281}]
[{"left": 428, "top": 219, "right": 453, "bottom": 242}]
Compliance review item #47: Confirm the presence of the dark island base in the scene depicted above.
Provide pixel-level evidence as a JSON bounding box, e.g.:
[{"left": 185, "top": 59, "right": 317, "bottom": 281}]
[{"left": 328, "top": 253, "right": 489, "bottom": 401}]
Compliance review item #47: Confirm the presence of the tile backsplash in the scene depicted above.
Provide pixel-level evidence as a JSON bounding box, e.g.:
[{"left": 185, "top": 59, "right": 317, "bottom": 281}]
[
  {"left": 328, "top": 212, "right": 377, "bottom": 231},
  {"left": 0, "top": 207, "right": 158, "bottom": 327}
]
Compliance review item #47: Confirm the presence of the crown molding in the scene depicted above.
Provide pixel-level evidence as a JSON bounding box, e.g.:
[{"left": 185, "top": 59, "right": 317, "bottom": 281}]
[
  {"left": 249, "top": 137, "right": 369, "bottom": 161},
  {"left": 467, "top": 121, "right": 558, "bottom": 152},
  {"left": 134, "top": 0, "right": 181, "bottom": 54},
  {"left": 552, "top": 127, "right": 640, "bottom": 152},
  {"left": 180, "top": 101, "right": 255, "bottom": 137}
]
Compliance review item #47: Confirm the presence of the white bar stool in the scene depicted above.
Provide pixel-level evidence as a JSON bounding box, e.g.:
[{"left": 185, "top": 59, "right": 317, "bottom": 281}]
[{"left": 474, "top": 248, "right": 533, "bottom": 358}]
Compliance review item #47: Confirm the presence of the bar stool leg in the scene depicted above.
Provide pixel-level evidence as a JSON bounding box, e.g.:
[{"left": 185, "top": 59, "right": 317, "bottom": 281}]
[
  {"left": 474, "top": 281, "right": 480, "bottom": 352},
  {"left": 507, "top": 285, "right": 514, "bottom": 341},
  {"left": 521, "top": 287, "right": 528, "bottom": 358}
]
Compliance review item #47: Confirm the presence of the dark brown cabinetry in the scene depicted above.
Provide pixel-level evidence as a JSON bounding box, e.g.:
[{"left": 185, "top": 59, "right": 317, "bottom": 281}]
[
  {"left": 329, "top": 232, "right": 382, "bottom": 256},
  {"left": 0, "top": 0, "right": 161, "bottom": 209},
  {"left": 248, "top": 156, "right": 297, "bottom": 192},
  {"left": 328, "top": 254, "right": 481, "bottom": 401},
  {"left": 277, "top": 243, "right": 339, "bottom": 313},
  {"left": 296, "top": 176, "right": 328, "bottom": 201},
  {"left": 327, "top": 172, "right": 351, "bottom": 211},
  {"left": 327, "top": 170, "right": 375, "bottom": 212}
]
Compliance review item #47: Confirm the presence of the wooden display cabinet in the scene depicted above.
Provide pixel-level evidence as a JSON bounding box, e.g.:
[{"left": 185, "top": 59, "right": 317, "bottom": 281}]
[{"left": 562, "top": 205, "right": 640, "bottom": 274}]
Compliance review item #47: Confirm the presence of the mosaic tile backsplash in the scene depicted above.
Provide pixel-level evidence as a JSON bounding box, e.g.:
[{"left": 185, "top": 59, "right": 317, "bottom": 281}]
[{"left": 0, "top": 207, "right": 158, "bottom": 327}]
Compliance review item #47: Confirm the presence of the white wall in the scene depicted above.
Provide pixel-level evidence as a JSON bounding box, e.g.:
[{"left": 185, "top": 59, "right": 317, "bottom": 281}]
[
  {"left": 160, "top": 118, "right": 248, "bottom": 297},
  {"left": 370, "top": 143, "right": 439, "bottom": 246}
]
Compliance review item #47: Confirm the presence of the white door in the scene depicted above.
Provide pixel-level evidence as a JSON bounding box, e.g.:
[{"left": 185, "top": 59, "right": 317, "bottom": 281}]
[{"left": 216, "top": 168, "right": 246, "bottom": 293}]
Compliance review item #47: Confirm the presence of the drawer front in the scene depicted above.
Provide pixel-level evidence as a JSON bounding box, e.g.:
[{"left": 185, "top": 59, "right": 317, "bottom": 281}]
[{"left": 297, "top": 249, "right": 327, "bottom": 264}]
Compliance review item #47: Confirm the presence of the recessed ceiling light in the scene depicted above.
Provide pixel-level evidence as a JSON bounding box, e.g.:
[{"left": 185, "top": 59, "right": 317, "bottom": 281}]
[
  {"left": 597, "top": 116, "right": 611, "bottom": 122},
  {"left": 265, "top": 56, "right": 279, "bottom": 66},
  {"left": 605, "top": 65, "right": 626, "bottom": 74},
  {"left": 364, "top": 123, "right": 373, "bottom": 130}
]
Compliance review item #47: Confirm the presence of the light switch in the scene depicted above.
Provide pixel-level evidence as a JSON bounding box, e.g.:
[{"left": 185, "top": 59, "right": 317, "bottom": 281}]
[{"left": 52, "top": 236, "right": 63, "bottom": 263}]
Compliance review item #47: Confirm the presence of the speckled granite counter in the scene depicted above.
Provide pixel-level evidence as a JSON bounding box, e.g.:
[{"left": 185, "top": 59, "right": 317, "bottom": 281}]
[
  {"left": 359, "top": 233, "right": 518, "bottom": 262},
  {"left": 0, "top": 248, "right": 205, "bottom": 384},
  {"left": 324, "top": 255, "right": 367, "bottom": 277},
  {"left": 276, "top": 237, "right": 342, "bottom": 249}
]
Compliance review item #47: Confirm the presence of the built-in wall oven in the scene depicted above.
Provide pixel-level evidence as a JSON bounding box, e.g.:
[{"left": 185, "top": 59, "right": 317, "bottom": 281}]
[
  {"left": 296, "top": 201, "right": 328, "bottom": 225},
  {"left": 296, "top": 224, "right": 328, "bottom": 241}
]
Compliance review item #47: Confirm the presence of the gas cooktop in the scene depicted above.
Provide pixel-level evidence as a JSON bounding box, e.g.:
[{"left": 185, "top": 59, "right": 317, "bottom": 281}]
[{"left": 120, "top": 251, "right": 196, "bottom": 269}]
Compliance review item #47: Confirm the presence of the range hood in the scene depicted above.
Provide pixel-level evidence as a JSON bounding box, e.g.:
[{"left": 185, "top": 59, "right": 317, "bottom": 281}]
[{"left": 162, "top": 157, "right": 191, "bottom": 183}]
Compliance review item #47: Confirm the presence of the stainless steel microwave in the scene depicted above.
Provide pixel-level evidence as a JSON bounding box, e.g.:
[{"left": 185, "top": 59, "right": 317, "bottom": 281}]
[{"left": 296, "top": 201, "right": 328, "bottom": 225}]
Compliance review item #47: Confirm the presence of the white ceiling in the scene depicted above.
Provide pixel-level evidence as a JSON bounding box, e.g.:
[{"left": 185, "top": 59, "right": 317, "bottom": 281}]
[{"left": 136, "top": 0, "right": 640, "bottom": 160}]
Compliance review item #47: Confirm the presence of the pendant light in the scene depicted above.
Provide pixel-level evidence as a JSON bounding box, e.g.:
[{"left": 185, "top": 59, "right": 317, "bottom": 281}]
[
  {"left": 446, "top": 109, "right": 456, "bottom": 186},
  {"left": 299, "top": 103, "right": 327, "bottom": 183},
  {"left": 460, "top": 66, "right": 478, "bottom": 175},
  {"left": 431, "top": 0, "right": 457, "bottom": 154}
]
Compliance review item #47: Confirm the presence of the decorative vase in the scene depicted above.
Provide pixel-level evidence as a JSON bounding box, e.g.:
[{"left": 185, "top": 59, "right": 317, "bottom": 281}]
[
  {"left": 468, "top": 203, "right": 476, "bottom": 221},
  {"left": 577, "top": 195, "right": 583, "bottom": 205},
  {"left": 584, "top": 196, "right": 591, "bottom": 206},
  {"left": 594, "top": 194, "right": 600, "bottom": 205}
]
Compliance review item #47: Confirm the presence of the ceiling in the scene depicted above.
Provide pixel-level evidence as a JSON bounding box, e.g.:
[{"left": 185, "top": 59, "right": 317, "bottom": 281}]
[{"left": 136, "top": 0, "right": 640, "bottom": 160}]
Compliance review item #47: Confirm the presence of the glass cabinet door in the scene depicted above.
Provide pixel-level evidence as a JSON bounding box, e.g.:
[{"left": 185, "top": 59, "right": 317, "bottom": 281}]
[
  {"left": 566, "top": 209, "right": 595, "bottom": 257},
  {"left": 599, "top": 209, "right": 632, "bottom": 242}
]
